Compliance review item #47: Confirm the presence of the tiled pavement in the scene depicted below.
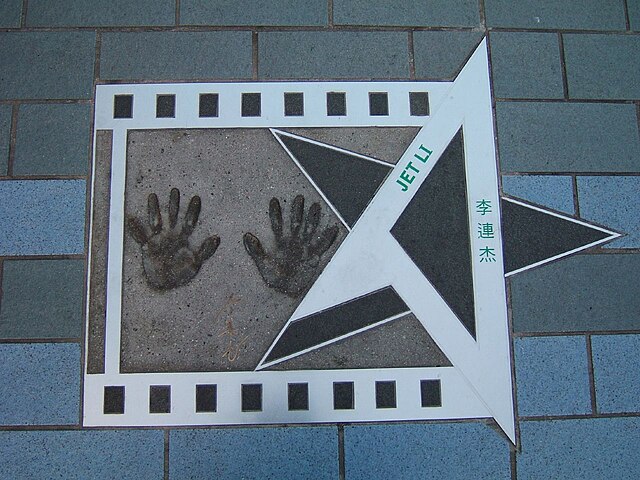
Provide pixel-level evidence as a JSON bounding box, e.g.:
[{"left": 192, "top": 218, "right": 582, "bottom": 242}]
[{"left": 0, "top": 1, "right": 639, "bottom": 478}]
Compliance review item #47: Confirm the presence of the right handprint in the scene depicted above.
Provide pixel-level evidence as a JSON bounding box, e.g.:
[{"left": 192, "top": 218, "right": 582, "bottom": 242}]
[{"left": 243, "top": 195, "right": 339, "bottom": 297}]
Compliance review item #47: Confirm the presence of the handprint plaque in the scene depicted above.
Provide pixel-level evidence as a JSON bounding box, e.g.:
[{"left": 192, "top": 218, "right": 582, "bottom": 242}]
[
  {"left": 127, "top": 188, "right": 220, "bottom": 290},
  {"left": 243, "top": 195, "right": 339, "bottom": 297}
]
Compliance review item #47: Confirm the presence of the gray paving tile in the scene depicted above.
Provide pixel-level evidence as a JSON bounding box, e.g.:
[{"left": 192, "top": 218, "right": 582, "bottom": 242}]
[
  {"left": 510, "top": 254, "right": 640, "bottom": 333},
  {"left": 333, "top": 0, "right": 480, "bottom": 27},
  {"left": 0, "top": 180, "right": 86, "bottom": 256},
  {"left": 629, "top": 1, "right": 640, "bottom": 30},
  {"left": 591, "top": 334, "right": 640, "bottom": 413},
  {"left": 259, "top": 32, "right": 409, "bottom": 79},
  {"left": 518, "top": 418, "right": 640, "bottom": 479},
  {"left": 496, "top": 102, "right": 640, "bottom": 172},
  {"left": 578, "top": 176, "right": 640, "bottom": 248},
  {"left": 501, "top": 175, "right": 574, "bottom": 214},
  {"left": 0, "top": 430, "right": 164, "bottom": 478},
  {"left": 514, "top": 336, "right": 591, "bottom": 416},
  {"left": 0, "top": 343, "right": 80, "bottom": 425},
  {"left": 100, "top": 32, "right": 252, "bottom": 81},
  {"left": 0, "top": 259, "right": 84, "bottom": 339},
  {"left": 0, "top": 0, "right": 22, "bottom": 27},
  {"left": 490, "top": 32, "right": 563, "bottom": 99},
  {"left": 170, "top": 427, "right": 338, "bottom": 479},
  {"left": 564, "top": 34, "right": 640, "bottom": 100},
  {"left": 344, "top": 423, "right": 510, "bottom": 479},
  {"left": 413, "top": 31, "right": 483, "bottom": 79},
  {"left": 0, "top": 32, "right": 95, "bottom": 100},
  {"left": 0, "top": 105, "right": 10, "bottom": 176},
  {"left": 181, "top": 0, "right": 327, "bottom": 25},
  {"left": 14, "top": 104, "right": 91, "bottom": 176},
  {"left": 485, "top": 0, "right": 627, "bottom": 30},
  {"left": 27, "top": 0, "right": 174, "bottom": 27}
]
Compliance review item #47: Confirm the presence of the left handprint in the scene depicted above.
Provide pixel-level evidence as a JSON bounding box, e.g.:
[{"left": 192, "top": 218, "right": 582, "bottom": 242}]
[{"left": 127, "top": 188, "right": 220, "bottom": 290}]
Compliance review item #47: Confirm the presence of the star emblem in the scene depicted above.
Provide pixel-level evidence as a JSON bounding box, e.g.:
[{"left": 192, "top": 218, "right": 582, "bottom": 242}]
[{"left": 257, "top": 41, "right": 619, "bottom": 443}]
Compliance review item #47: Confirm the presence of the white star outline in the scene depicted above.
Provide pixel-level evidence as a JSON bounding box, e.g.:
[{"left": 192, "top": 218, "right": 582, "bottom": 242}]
[{"left": 257, "top": 40, "right": 518, "bottom": 442}]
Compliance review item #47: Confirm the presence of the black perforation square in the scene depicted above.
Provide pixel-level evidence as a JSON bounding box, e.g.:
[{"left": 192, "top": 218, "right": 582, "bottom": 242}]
[
  {"left": 241, "top": 93, "right": 261, "bottom": 117},
  {"left": 103, "top": 386, "right": 125, "bottom": 414},
  {"left": 410, "top": 92, "right": 429, "bottom": 116},
  {"left": 149, "top": 385, "right": 171, "bottom": 414},
  {"left": 196, "top": 384, "right": 217, "bottom": 413},
  {"left": 199, "top": 93, "right": 219, "bottom": 117},
  {"left": 333, "top": 382, "right": 354, "bottom": 410},
  {"left": 284, "top": 92, "right": 304, "bottom": 116},
  {"left": 375, "top": 381, "right": 396, "bottom": 409},
  {"left": 420, "top": 379, "right": 442, "bottom": 407},
  {"left": 156, "top": 94, "right": 175, "bottom": 118},
  {"left": 327, "top": 92, "right": 346, "bottom": 116},
  {"left": 242, "top": 384, "right": 262, "bottom": 412},
  {"left": 113, "top": 95, "right": 133, "bottom": 119},
  {"left": 288, "top": 383, "right": 309, "bottom": 411},
  {"left": 369, "top": 92, "right": 389, "bottom": 116}
]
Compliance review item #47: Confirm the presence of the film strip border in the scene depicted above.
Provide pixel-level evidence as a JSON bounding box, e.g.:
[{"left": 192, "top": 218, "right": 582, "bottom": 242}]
[
  {"left": 94, "top": 81, "right": 452, "bottom": 130},
  {"left": 83, "top": 367, "right": 490, "bottom": 427}
]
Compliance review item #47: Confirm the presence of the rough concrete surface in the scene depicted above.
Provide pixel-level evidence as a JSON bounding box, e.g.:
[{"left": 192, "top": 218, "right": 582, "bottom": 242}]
[{"left": 120, "top": 128, "right": 348, "bottom": 372}]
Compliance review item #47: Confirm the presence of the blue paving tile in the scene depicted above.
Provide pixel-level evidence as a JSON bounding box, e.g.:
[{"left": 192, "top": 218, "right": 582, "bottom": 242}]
[
  {"left": 496, "top": 102, "right": 640, "bottom": 172},
  {"left": 413, "top": 31, "right": 483, "bottom": 79},
  {"left": 0, "top": 180, "right": 86, "bottom": 256},
  {"left": 577, "top": 176, "right": 640, "bottom": 249},
  {"left": 564, "top": 34, "right": 640, "bottom": 100},
  {"left": 333, "top": 0, "right": 480, "bottom": 27},
  {"left": 0, "top": 430, "right": 164, "bottom": 479},
  {"left": 0, "top": 0, "right": 22, "bottom": 27},
  {"left": 100, "top": 32, "right": 252, "bottom": 81},
  {"left": 0, "top": 32, "right": 95, "bottom": 100},
  {"left": 181, "top": 0, "right": 327, "bottom": 26},
  {"left": 0, "top": 105, "right": 10, "bottom": 176},
  {"left": 511, "top": 254, "right": 640, "bottom": 333},
  {"left": 27, "top": 0, "right": 174, "bottom": 27},
  {"left": 0, "top": 259, "right": 85, "bottom": 339},
  {"left": 0, "top": 343, "right": 80, "bottom": 425},
  {"left": 490, "top": 32, "right": 563, "bottom": 99},
  {"left": 170, "top": 427, "right": 338, "bottom": 479},
  {"left": 344, "top": 423, "right": 510, "bottom": 479},
  {"left": 591, "top": 334, "right": 640, "bottom": 413},
  {"left": 501, "top": 175, "right": 574, "bottom": 214},
  {"left": 14, "top": 104, "right": 91, "bottom": 176},
  {"left": 514, "top": 336, "right": 591, "bottom": 416},
  {"left": 518, "top": 417, "right": 640, "bottom": 479},
  {"left": 485, "top": 0, "right": 627, "bottom": 30},
  {"left": 259, "top": 32, "right": 409, "bottom": 79}
]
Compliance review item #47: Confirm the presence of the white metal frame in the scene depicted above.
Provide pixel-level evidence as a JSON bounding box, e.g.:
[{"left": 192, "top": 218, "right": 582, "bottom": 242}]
[{"left": 84, "top": 40, "right": 517, "bottom": 442}]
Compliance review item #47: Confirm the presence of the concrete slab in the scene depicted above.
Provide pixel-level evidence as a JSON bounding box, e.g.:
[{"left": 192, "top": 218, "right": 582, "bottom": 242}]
[{"left": 118, "top": 128, "right": 347, "bottom": 372}]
